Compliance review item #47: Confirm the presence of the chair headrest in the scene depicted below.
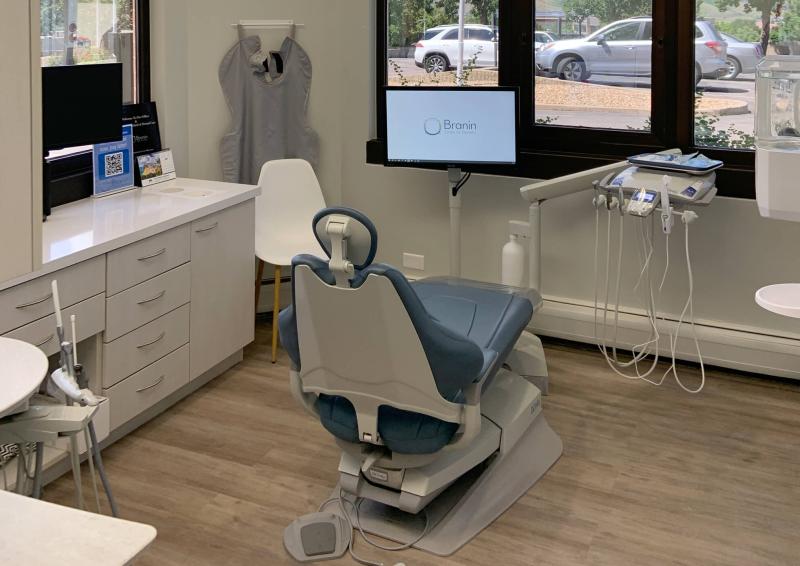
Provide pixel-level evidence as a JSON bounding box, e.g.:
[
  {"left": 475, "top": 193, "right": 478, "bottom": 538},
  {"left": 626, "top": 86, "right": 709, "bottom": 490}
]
[{"left": 312, "top": 207, "right": 378, "bottom": 270}]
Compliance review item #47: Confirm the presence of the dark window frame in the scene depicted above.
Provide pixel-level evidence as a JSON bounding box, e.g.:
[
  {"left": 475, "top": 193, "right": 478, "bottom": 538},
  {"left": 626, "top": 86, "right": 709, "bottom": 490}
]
[{"left": 368, "top": 0, "right": 755, "bottom": 199}]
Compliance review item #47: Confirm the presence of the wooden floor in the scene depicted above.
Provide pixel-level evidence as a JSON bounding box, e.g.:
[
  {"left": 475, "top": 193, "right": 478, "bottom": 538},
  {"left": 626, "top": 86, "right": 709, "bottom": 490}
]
[{"left": 45, "top": 321, "right": 800, "bottom": 565}]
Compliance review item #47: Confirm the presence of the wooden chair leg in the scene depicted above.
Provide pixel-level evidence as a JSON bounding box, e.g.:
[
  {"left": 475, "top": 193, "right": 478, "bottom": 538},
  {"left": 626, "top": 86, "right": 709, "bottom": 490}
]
[
  {"left": 272, "top": 264, "right": 282, "bottom": 364},
  {"left": 255, "top": 259, "right": 265, "bottom": 313}
]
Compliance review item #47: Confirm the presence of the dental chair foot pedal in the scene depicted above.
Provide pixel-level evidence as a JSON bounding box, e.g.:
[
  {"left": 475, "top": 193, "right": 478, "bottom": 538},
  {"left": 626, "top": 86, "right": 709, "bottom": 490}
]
[{"left": 284, "top": 512, "right": 350, "bottom": 562}]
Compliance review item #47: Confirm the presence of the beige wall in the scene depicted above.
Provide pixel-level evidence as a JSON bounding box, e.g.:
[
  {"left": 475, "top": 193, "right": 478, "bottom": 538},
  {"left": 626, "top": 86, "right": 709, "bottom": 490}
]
[{"left": 151, "top": 0, "right": 800, "bottom": 346}]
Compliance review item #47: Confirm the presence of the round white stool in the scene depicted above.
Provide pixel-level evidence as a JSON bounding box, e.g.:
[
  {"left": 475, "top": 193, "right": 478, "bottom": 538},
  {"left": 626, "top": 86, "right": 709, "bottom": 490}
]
[
  {"left": 0, "top": 337, "right": 48, "bottom": 420},
  {"left": 755, "top": 284, "right": 800, "bottom": 319}
]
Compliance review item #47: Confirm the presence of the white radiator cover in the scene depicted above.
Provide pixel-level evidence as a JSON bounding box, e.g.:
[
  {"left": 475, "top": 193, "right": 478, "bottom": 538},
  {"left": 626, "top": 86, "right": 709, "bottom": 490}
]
[{"left": 533, "top": 296, "right": 800, "bottom": 380}]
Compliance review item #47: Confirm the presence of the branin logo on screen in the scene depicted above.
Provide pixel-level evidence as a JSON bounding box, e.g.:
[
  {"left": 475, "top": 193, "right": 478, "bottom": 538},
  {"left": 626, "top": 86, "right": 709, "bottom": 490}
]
[
  {"left": 424, "top": 118, "right": 442, "bottom": 135},
  {"left": 424, "top": 117, "right": 478, "bottom": 136}
]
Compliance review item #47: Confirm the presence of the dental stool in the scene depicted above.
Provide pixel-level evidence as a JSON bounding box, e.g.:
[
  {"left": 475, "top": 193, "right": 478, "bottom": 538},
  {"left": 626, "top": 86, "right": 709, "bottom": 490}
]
[{"left": 280, "top": 207, "right": 562, "bottom": 560}]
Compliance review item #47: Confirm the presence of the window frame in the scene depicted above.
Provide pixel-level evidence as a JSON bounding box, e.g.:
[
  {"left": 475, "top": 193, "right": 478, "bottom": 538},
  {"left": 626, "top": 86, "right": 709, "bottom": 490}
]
[{"left": 368, "top": 0, "right": 755, "bottom": 199}]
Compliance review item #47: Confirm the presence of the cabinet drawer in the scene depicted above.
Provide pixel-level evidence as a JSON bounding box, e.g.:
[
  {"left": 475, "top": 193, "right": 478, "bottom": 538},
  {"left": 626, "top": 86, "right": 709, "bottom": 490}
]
[
  {"left": 3, "top": 293, "right": 105, "bottom": 357},
  {"left": 105, "top": 264, "right": 190, "bottom": 342},
  {"left": 104, "top": 344, "right": 190, "bottom": 430},
  {"left": 0, "top": 256, "right": 105, "bottom": 335},
  {"left": 102, "top": 304, "right": 190, "bottom": 388},
  {"left": 106, "top": 225, "right": 190, "bottom": 296}
]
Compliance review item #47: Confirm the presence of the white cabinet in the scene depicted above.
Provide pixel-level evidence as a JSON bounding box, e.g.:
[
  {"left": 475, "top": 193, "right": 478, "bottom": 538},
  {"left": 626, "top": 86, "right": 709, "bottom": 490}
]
[
  {"left": 3, "top": 191, "right": 256, "bottom": 434},
  {"left": 189, "top": 201, "right": 255, "bottom": 379}
]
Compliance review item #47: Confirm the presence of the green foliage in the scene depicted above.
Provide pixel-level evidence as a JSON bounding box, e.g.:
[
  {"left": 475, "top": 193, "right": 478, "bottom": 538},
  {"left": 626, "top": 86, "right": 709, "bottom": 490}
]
[
  {"left": 694, "top": 112, "right": 756, "bottom": 148},
  {"left": 714, "top": 0, "right": 783, "bottom": 54},
  {"left": 597, "top": 0, "right": 652, "bottom": 22},
  {"left": 627, "top": 94, "right": 755, "bottom": 149},
  {"left": 773, "top": 0, "right": 800, "bottom": 44},
  {"left": 561, "top": 0, "right": 651, "bottom": 27},
  {"left": 715, "top": 18, "right": 762, "bottom": 41},
  {"left": 564, "top": 0, "right": 604, "bottom": 33},
  {"left": 41, "top": 0, "right": 134, "bottom": 36},
  {"left": 41, "top": 0, "right": 65, "bottom": 35},
  {"left": 114, "top": 0, "right": 133, "bottom": 31},
  {"left": 387, "top": 0, "right": 499, "bottom": 47},
  {"left": 471, "top": 0, "right": 499, "bottom": 25}
]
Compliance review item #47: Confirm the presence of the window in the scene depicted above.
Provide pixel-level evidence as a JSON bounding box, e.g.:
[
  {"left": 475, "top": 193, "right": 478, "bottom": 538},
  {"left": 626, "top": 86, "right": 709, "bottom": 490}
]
[
  {"left": 602, "top": 22, "right": 643, "bottom": 41},
  {"left": 374, "top": 1, "right": 775, "bottom": 198},
  {"left": 41, "top": 0, "right": 150, "bottom": 207},
  {"left": 443, "top": 28, "right": 460, "bottom": 40},
  {"left": 40, "top": 0, "right": 148, "bottom": 105},
  {"left": 690, "top": 4, "right": 800, "bottom": 153},
  {"left": 386, "top": 1, "right": 499, "bottom": 87},
  {"left": 468, "top": 28, "right": 495, "bottom": 41},
  {"left": 535, "top": 5, "right": 653, "bottom": 131}
]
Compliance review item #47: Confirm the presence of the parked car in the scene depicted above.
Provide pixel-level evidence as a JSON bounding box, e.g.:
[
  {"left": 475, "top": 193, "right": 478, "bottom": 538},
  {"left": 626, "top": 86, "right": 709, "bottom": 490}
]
[
  {"left": 535, "top": 17, "right": 727, "bottom": 85},
  {"left": 535, "top": 31, "right": 557, "bottom": 52},
  {"left": 414, "top": 24, "right": 498, "bottom": 73},
  {"left": 719, "top": 32, "right": 762, "bottom": 80}
]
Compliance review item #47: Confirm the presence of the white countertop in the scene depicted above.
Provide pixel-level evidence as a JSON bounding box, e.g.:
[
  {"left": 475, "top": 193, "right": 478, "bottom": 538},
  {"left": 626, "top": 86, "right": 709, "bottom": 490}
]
[
  {"left": 1, "top": 178, "right": 259, "bottom": 292},
  {"left": 0, "top": 490, "right": 157, "bottom": 565},
  {"left": 0, "top": 337, "right": 49, "bottom": 418}
]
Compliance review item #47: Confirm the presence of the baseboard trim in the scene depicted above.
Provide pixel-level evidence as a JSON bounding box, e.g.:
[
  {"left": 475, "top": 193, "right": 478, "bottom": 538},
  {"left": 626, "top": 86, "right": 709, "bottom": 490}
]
[{"left": 532, "top": 298, "right": 800, "bottom": 380}]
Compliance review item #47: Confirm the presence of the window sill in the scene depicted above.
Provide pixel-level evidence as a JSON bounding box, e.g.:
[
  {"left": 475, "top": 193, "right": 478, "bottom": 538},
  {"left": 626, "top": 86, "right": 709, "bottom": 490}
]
[{"left": 365, "top": 139, "right": 755, "bottom": 199}]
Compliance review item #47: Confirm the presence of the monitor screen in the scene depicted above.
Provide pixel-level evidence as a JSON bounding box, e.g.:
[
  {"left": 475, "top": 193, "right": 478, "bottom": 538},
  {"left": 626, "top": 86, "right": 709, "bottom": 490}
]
[
  {"left": 42, "top": 63, "right": 123, "bottom": 152},
  {"left": 386, "top": 87, "right": 518, "bottom": 166}
]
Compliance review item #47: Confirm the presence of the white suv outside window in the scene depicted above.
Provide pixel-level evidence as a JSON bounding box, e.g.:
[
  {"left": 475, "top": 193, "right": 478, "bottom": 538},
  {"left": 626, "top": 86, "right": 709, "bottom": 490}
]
[{"left": 414, "top": 25, "right": 498, "bottom": 73}]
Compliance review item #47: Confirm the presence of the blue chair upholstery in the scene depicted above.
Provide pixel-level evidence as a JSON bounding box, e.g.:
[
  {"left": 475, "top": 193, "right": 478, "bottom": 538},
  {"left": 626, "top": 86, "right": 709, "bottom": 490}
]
[{"left": 279, "top": 208, "right": 535, "bottom": 454}]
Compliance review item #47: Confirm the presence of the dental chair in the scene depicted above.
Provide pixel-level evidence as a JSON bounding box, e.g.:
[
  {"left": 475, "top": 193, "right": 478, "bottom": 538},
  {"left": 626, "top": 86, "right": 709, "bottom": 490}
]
[{"left": 280, "top": 207, "right": 562, "bottom": 560}]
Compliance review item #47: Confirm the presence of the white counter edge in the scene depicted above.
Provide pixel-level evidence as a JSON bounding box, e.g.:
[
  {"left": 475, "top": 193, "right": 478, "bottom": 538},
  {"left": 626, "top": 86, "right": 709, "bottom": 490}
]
[{"left": 0, "top": 182, "right": 260, "bottom": 292}]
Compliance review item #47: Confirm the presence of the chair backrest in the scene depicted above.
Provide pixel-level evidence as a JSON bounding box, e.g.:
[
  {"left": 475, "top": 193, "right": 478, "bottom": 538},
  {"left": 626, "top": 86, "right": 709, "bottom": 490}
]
[
  {"left": 255, "top": 159, "right": 326, "bottom": 264},
  {"left": 282, "top": 207, "right": 486, "bottom": 447}
]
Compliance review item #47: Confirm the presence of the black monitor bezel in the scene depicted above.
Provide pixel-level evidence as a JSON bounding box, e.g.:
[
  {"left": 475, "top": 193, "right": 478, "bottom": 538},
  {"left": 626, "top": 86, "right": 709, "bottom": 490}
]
[
  {"left": 384, "top": 86, "right": 520, "bottom": 168},
  {"left": 42, "top": 62, "right": 123, "bottom": 152}
]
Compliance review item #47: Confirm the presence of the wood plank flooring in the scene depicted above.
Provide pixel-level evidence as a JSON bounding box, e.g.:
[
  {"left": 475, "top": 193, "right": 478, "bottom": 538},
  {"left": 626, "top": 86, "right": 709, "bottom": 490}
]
[{"left": 45, "top": 322, "right": 800, "bottom": 565}]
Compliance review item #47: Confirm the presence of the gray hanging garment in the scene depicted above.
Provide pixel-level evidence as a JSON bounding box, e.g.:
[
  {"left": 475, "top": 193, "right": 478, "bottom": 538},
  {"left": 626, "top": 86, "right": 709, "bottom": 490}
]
[{"left": 219, "top": 35, "right": 319, "bottom": 184}]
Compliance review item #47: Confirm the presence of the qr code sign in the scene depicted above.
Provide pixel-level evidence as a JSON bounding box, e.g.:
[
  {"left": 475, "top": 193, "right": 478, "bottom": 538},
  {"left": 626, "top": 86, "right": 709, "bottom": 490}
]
[{"left": 104, "top": 152, "right": 124, "bottom": 177}]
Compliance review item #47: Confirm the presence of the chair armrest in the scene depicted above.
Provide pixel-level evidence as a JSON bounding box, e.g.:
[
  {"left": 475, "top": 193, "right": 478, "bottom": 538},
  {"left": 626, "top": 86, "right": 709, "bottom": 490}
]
[
  {"left": 463, "top": 349, "right": 497, "bottom": 405},
  {"left": 289, "top": 370, "right": 320, "bottom": 418}
]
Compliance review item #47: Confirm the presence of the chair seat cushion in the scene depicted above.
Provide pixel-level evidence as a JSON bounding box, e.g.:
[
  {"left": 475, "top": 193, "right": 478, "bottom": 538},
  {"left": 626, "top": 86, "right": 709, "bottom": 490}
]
[
  {"left": 412, "top": 280, "right": 534, "bottom": 373},
  {"left": 316, "top": 394, "right": 459, "bottom": 455}
]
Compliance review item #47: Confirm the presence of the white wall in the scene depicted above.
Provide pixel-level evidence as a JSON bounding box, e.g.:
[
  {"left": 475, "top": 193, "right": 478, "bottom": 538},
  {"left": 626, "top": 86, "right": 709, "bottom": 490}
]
[
  {"left": 150, "top": 0, "right": 345, "bottom": 206},
  {"left": 151, "top": 0, "right": 800, "bottom": 374},
  {"left": 0, "top": 0, "right": 40, "bottom": 282}
]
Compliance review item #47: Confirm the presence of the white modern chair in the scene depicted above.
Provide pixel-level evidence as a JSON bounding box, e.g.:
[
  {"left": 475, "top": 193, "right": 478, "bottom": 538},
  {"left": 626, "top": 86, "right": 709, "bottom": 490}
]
[{"left": 255, "top": 159, "right": 326, "bottom": 363}]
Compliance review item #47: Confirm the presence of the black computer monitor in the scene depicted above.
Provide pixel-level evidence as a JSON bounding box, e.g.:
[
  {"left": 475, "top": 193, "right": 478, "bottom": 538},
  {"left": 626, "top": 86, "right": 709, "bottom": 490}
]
[
  {"left": 385, "top": 86, "right": 519, "bottom": 167},
  {"left": 42, "top": 63, "right": 123, "bottom": 152}
]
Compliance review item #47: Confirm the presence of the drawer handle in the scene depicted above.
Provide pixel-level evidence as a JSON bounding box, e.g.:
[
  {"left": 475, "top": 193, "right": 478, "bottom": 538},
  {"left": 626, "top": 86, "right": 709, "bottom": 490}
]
[
  {"left": 34, "top": 334, "right": 55, "bottom": 347},
  {"left": 194, "top": 222, "right": 219, "bottom": 233},
  {"left": 136, "top": 375, "right": 165, "bottom": 393},
  {"left": 137, "top": 248, "right": 167, "bottom": 261},
  {"left": 137, "top": 331, "right": 166, "bottom": 349},
  {"left": 16, "top": 293, "right": 53, "bottom": 309},
  {"left": 137, "top": 290, "right": 166, "bottom": 305}
]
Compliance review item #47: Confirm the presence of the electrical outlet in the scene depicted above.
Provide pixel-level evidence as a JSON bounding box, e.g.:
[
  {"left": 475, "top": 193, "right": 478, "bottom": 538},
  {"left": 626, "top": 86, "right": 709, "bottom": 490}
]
[{"left": 403, "top": 253, "right": 425, "bottom": 271}]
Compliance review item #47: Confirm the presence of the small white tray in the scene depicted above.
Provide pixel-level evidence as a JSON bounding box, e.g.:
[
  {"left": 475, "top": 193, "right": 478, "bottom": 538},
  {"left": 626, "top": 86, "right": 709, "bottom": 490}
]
[{"left": 755, "top": 284, "right": 800, "bottom": 319}]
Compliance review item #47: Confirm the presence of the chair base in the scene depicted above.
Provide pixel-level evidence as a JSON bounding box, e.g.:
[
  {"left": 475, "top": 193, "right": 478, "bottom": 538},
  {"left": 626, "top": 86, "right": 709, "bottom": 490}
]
[{"left": 333, "top": 410, "right": 563, "bottom": 556}]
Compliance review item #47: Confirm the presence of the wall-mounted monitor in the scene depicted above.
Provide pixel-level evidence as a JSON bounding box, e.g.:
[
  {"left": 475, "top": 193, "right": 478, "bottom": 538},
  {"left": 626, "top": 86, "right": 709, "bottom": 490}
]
[
  {"left": 42, "top": 63, "right": 123, "bottom": 152},
  {"left": 385, "top": 87, "right": 518, "bottom": 167}
]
